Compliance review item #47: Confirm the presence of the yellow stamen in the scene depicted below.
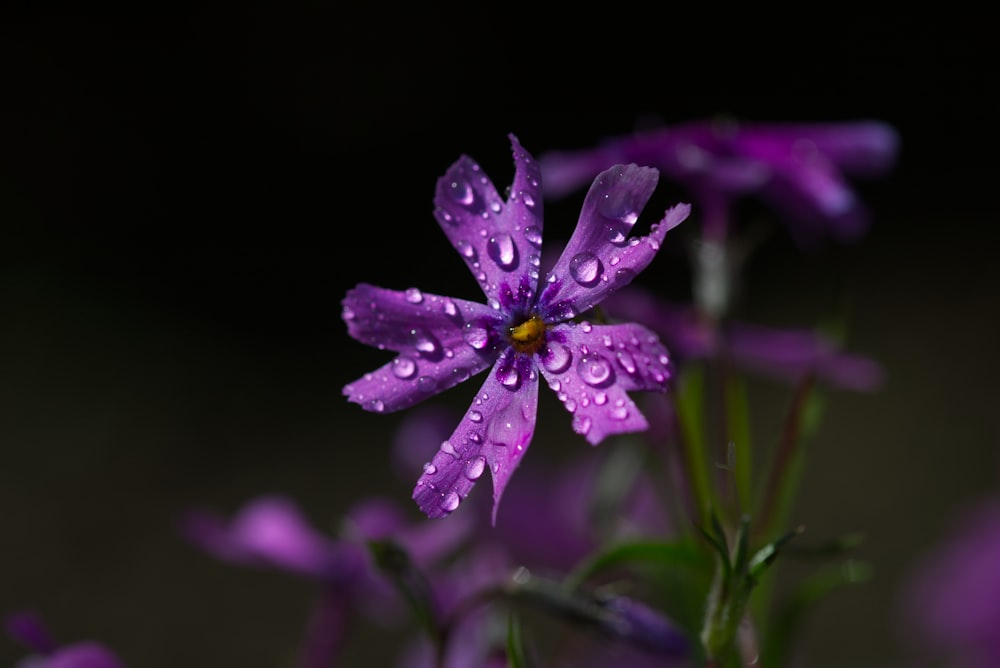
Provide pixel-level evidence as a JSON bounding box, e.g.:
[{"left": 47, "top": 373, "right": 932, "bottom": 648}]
[{"left": 509, "top": 315, "right": 546, "bottom": 354}]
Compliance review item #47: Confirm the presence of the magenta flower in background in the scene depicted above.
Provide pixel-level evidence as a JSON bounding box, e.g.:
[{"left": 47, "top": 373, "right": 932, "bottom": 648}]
[
  {"left": 604, "top": 284, "right": 885, "bottom": 392},
  {"left": 898, "top": 495, "right": 1000, "bottom": 668},
  {"left": 4, "top": 611, "right": 125, "bottom": 668},
  {"left": 342, "top": 134, "right": 689, "bottom": 522},
  {"left": 539, "top": 118, "right": 899, "bottom": 248}
]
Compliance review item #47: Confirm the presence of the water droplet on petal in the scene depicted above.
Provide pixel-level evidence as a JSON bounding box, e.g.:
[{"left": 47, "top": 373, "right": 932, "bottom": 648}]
[
  {"left": 440, "top": 491, "right": 461, "bottom": 512},
  {"left": 410, "top": 328, "right": 439, "bottom": 356},
  {"left": 594, "top": 391, "right": 608, "bottom": 405},
  {"left": 577, "top": 353, "right": 614, "bottom": 387},
  {"left": 448, "top": 179, "right": 475, "bottom": 206},
  {"left": 417, "top": 376, "right": 438, "bottom": 393},
  {"left": 342, "top": 305, "right": 355, "bottom": 320},
  {"left": 441, "top": 441, "right": 459, "bottom": 458},
  {"left": 392, "top": 356, "right": 417, "bottom": 379},
  {"left": 564, "top": 398, "right": 577, "bottom": 412},
  {"left": 464, "top": 324, "right": 490, "bottom": 350},
  {"left": 469, "top": 410, "right": 483, "bottom": 423},
  {"left": 369, "top": 399, "right": 385, "bottom": 412},
  {"left": 487, "top": 233, "right": 519, "bottom": 270},
  {"left": 574, "top": 415, "right": 592, "bottom": 435},
  {"left": 541, "top": 343, "right": 573, "bottom": 374},
  {"left": 497, "top": 363, "right": 521, "bottom": 390},
  {"left": 464, "top": 456, "right": 486, "bottom": 480},
  {"left": 442, "top": 299, "right": 458, "bottom": 317},
  {"left": 456, "top": 240, "right": 478, "bottom": 262},
  {"left": 404, "top": 288, "right": 423, "bottom": 304},
  {"left": 523, "top": 225, "right": 543, "bottom": 248},
  {"left": 422, "top": 462, "right": 437, "bottom": 475},
  {"left": 522, "top": 192, "right": 536, "bottom": 208},
  {"left": 617, "top": 350, "right": 637, "bottom": 374},
  {"left": 569, "top": 252, "right": 603, "bottom": 287},
  {"left": 610, "top": 405, "right": 629, "bottom": 420}
]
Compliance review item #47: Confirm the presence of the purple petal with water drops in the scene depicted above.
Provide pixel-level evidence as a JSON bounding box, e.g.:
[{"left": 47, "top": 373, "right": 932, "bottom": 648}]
[
  {"left": 538, "top": 321, "right": 651, "bottom": 445},
  {"left": 179, "top": 495, "right": 354, "bottom": 581},
  {"left": 539, "top": 163, "right": 688, "bottom": 320},
  {"left": 342, "top": 284, "right": 501, "bottom": 412},
  {"left": 413, "top": 350, "right": 538, "bottom": 524},
  {"left": 433, "top": 135, "right": 544, "bottom": 302}
]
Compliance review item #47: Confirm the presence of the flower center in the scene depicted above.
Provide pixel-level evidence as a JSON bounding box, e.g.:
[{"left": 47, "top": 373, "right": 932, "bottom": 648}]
[{"left": 508, "top": 315, "right": 546, "bottom": 355}]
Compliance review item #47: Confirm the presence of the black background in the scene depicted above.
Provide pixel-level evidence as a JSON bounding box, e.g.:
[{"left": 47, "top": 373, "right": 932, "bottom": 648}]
[{"left": 1, "top": 5, "right": 997, "bottom": 668}]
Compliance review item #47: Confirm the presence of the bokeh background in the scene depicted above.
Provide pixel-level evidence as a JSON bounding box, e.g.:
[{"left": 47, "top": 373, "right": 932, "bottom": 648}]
[{"left": 1, "top": 6, "right": 997, "bottom": 668}]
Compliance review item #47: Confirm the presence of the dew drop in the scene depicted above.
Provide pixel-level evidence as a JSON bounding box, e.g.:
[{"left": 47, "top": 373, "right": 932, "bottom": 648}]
[
  {"left": 392, "top": 356, "right": 417, "bottom": 379},
  {"left": 448, "top": 179, "right": 475, "bottom": 206},
  {"left": 464, "top": 456, "right": 486, "bottom": 480},
  {"left": 422, "top": 462, "right": 437, "bottom": 475},
  {"left": 522, "top": 192, "right": 536, "bottom": 208},
  {"left": 456, "top": 240, "right": 478, "bottom": 261},
  {"left": 569, "top": 252, "right": 603, "bottom": 287},
  {"left": 342, "top": 305, "right": 355, "bottom": 320},
  {"left": 404, "top": 287, "right": 423, "bottom": 304},
  {"left": 469, "top": 410, "right": 483, "bottom": 423},
  {"left": 487, "top": 233, "right": 519, "bottom": 270},
  {"left": 497, "top": 363, "right": 521, "bottom": 390},
  {"left": 541, "top": 343, "right": 573, "bottom": 374},
  {"left": 610, "top": 405, "right": 629, "bottom": 420},
  {"left": 441, "top": 441, "right": 459, "bottom": 458},
  {"left": 523, "top": 225, "right": 543, "bottom": 248},
  {"left": 369, "top": 399, "right": 385, "bottom": 412},
  {"left": 417, "top": 376, "right": 438, "bottom": 393},
  {"left": 411, "top": 329, "right": 439, "bottom": 357},
  {"left": 464, "top": 324, "right": 490, "bottom": 350},
  {"left": 577, "top": 353, "right": 614, "bottom": 387},
  {"left": 440, "top": 491, "right": 461, "bottom": 512},
  {"left": 617, "top": 350, "right": 637, "bottom": 374},
  {"left": 574, "top": 415, "right": 592, "bottom": 435},
  {"left": 564, "top": 398, "right": 577, "bottom": 412},
  {"left": 594, "top": 391, "right": 608, "bottom": 405},
  {"left": 442, "top": 299, "right": 458, "bottom": 317}
]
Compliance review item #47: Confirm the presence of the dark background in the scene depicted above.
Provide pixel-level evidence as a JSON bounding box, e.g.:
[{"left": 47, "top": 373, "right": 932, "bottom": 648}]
[{"left": 1, "top": 6, "right": 997, "bottom": 667}]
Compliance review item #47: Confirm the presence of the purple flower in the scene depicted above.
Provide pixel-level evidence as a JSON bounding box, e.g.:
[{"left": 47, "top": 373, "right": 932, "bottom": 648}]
[
  {"left": 539, "top": 118, "right": 898, "bottom": 248},
  {"left": 4, "top": 611, "right": 125, "bottom": 668},
  {"left": 342, "top": 134, "right": 689, "bottom": 522},
  {"left": 899, "top": 496, "right": 1000, "bottom": 668},
  {"left": 603, "top": 284, "right": 885, "bottom": 392}
]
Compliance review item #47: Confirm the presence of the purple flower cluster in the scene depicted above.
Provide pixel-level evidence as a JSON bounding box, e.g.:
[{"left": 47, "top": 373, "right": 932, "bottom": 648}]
[
  {"left": 342, "top": 134, "right": 689, "bottom": 522},
  {"left": 539, "top": 118, "right": 899, "bottom": 248}
]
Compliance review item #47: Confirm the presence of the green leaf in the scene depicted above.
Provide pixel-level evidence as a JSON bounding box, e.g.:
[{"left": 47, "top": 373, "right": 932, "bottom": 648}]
[
  {"left": 724, "top": 375, "right": 753, "bottom": 511},
  {"left": 506, "top": 611, "right": 529, "bottom": 668},
  {"left": 674, "top": 365, "right": 717, "bottom": 527}
]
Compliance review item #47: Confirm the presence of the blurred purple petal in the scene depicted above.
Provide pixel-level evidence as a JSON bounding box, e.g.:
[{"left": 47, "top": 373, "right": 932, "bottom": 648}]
[
  {"left": 179, "top": 495, "right": 361, "bottom": 582},
  {"left": 5, "top": 610, "right": 57, "bottom": 654}
]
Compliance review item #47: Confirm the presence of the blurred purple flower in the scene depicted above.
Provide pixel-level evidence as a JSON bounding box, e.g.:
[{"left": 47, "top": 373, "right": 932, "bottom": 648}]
[
  {"left": 180, "top": 493, "right": 475, "bottom": 668},
  {"left": 342, "top": 134, "right": 689, "bottom": 522},
  {"left": 604, "top": 284, "right": 885, "bottom": 392},
  {"left": 899, "top": 496, "right": 1000, "bottom": 668},
  {"left": 4, "top": 611, "right": 125, "bottom": 668},
  {"left": 539, "top": 118, "right": 899, "bottom": 248}
]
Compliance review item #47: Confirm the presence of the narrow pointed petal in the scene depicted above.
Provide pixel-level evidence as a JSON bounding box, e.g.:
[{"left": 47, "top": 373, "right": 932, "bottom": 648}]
[
  {"left": 538, "top": 322, "right": 653, "bottom": 445},
  {"left": 539, "top": 169, "right": 689, "bottom": 320},
  {"left": 432, "top": 135, "right": 544, "bottom": 303},
  {"left": 342, "top": 284, "right": 502, "bottom": 412},
  {"left": 413, "top": 350, "right": 538, "bottom": 524}
]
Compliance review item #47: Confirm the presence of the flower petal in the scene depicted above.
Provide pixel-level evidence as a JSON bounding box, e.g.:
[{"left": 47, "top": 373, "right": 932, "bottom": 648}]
[
  {"left": 413, "top": 350, "right": 538, "bottom": 524},
  {"left": 432, "top": 134, "right": 544, "bottom": 305},
  {"left": 538, "top": 322, "right": 657, "bottom": 445},
  {"left": 179, "top": 495, "right": 357, "bottom": 581},
  {"left": 539, "top": 163, "right": 689, "bottom": 319},
  {"left": 342, "top": 284, "right": 501, "bottom": 412}
]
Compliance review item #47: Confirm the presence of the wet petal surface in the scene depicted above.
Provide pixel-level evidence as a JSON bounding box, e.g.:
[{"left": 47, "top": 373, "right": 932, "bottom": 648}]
[
  {"left": 433, "top": 135, "right": 544, "bottom": 306},
  {"left": 413, "top": 350, "right": 538, "bottom": 524},
  {"left": 342, "top": 284, "right": 502, "bottom": 412},
  {"left": 539, "top": 163, "right": 689, "bottom": 320}
]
